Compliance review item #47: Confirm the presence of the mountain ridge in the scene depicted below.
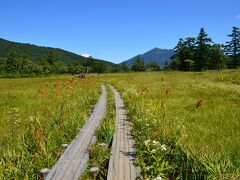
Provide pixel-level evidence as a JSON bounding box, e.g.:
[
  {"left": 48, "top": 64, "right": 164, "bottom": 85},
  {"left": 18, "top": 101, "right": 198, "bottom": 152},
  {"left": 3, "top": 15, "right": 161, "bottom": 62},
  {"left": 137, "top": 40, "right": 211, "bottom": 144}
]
[
  {"left": 0, "top": 38, "right": 113, "bottom": 65},
  {"left": 123, "top": 48, "right": 174, "bottom": 67}
]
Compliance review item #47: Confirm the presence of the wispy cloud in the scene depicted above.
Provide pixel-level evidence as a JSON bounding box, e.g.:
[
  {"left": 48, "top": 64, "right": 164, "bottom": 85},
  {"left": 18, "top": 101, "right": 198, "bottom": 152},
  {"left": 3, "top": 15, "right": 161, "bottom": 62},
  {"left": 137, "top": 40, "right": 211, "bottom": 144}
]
[{"left": 236, "top": 15, "right": 240, "bottom": 20}]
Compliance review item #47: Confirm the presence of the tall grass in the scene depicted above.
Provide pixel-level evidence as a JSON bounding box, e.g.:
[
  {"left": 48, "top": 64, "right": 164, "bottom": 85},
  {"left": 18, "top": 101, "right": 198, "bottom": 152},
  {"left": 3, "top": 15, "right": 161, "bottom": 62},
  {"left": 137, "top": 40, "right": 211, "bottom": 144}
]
[
  {"left": 215, "top": 70, "right": 240, "bottom": 85},
  {"left": 0, "top": 76, "right": 101, "bottom": 179},
  {"left": 100, "top": 70, "right": 240, "bottom": 179}
]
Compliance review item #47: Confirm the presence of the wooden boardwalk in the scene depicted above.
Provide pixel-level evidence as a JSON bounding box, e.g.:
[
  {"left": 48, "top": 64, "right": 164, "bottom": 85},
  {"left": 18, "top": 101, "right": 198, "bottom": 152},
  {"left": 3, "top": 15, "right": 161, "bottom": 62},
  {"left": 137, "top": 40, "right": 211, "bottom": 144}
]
[
  {"left": 107, "top": 86, "right": 139, "bottom": 180},
  {"left": 46, "top": 84, "right": 107, "bottom": 180}
]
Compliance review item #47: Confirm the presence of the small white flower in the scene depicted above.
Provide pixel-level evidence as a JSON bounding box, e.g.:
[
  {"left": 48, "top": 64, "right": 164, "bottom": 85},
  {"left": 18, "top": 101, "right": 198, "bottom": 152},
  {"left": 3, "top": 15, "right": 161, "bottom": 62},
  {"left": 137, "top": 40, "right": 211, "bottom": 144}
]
[
  {"left": 152, "top": 140, "right": 159, "bottom": 146},
  {"left": 98, "top": 143, "right": 106, "bottom": 146},
  {"left": 146, "top": 166, "right": 150, "bottom": 171},
  {"left": 154, "top": 177, "right": 162, "bottom": 180},
  {"left": 161, "top": 144, "right": 167, "bottom": 151},
  {"left": 144, "top": 140, "right": 151, "bottom": 146},
  {"left": 151, "top": 149, "right": 156, "bottom": 153}
]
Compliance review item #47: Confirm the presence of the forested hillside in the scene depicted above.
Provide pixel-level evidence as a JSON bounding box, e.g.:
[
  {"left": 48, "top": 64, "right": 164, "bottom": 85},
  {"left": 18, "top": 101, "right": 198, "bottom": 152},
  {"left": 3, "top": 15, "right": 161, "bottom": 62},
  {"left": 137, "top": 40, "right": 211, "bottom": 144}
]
[{"left": 0, "top": 38, "right": 119, "bottom": 77}]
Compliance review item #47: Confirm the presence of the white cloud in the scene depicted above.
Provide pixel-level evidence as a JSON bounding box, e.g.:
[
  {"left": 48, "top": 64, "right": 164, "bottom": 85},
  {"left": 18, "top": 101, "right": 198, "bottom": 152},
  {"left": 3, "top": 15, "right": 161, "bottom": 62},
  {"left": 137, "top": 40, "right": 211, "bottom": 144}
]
[
  {"left": 82, "top": 54, "right": 91, "bottom": 58},
  {"left": 236, "top": 15, "right": 240, "bottom": 20}
]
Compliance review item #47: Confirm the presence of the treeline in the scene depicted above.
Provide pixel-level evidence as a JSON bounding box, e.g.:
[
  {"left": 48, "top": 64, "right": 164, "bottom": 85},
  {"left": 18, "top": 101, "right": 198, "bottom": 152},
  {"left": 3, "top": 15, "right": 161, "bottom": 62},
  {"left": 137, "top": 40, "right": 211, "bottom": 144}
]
[
  {"left": 168, "top": 27, "right": 240, "bottom": 71},
  {"left": 0, "top": 52, "right": 129, "bottom": 77},
  {"left": 0, "top": 55, "right": 134, "bottom": 78},
  {"left": 126, "top": 58, "right": 161, "bottom": 72},
  {"left": 1, "top": 26, "right": 239, "bottom": 77},
  {"left": 0, "top": 38, "right": 123, "bottom": 77}
]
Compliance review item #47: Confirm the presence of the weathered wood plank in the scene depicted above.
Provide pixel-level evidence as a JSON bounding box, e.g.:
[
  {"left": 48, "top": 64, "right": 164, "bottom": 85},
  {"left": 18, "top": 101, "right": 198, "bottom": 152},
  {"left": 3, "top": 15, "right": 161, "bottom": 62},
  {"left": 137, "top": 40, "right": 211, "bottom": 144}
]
[
  {"left": 46, "top": 84, "right": 107, "bottom": 180},
  {"left": 107, "top": 86, "right": 139, "bottom": 180}
]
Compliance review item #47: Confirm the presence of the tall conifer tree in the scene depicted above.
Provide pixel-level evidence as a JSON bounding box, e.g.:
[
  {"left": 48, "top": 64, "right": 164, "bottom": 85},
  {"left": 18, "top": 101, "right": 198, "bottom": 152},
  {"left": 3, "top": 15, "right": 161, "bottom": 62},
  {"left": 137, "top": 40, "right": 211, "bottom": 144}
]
[
  {"left": 195, "top": 28, "right": 212, "bottom": 71},
  {"left": 225, "top": 27, "right": 240, "bottom": 68}
]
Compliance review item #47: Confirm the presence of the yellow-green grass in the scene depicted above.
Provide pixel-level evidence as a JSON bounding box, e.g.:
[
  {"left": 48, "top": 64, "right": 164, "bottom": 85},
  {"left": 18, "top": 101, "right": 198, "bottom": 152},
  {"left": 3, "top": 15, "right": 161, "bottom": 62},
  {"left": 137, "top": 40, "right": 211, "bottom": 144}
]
[
  {"left": 0, "top": 75, "right": 101, "bottom": 179},
  {"left": 100, "top": 70, "right": 240, "bottom": 178},
  {"left": 1, "top": 70, "right": 240, "bottom": 179}
]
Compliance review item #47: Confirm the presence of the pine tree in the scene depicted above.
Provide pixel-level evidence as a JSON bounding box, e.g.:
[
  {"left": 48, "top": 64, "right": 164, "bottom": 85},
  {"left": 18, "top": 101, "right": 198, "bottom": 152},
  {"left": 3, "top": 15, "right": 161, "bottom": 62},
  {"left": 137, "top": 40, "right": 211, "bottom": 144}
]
[
  {"left": 225, "top": 27, "right": 240, "bottom": 68},
  {"left": 131, "top": 57, "right": 145, "bottom": 72},
  {"left": 172, "top": 37, "right": 196, "bottom": 71},
  {"left": 145, "top": 61, "right": 161, "bottom": 71},
  {"left": 208, "top": 44, "right": 228, "bottom": 71},
  {"left": 195, "top": 28, "right": 212, "bottom": 71}
]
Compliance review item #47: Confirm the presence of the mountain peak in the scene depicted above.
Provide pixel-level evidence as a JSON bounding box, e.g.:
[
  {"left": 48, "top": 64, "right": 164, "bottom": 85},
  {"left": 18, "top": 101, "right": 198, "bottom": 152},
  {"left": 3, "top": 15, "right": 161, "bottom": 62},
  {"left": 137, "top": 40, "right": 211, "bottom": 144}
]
[{"left": 123, "top": 48, "right": 174, "bottom": 67}]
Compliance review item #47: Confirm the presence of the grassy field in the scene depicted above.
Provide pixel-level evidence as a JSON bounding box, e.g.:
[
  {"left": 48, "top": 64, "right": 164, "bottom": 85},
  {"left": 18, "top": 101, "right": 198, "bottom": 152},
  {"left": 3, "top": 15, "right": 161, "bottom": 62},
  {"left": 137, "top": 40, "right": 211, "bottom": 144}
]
[
  {"left": 0, "top": 75, "right": 101, "bottom": 179},
  {"left": 0, "top": 70, "right": 240, "bottom": 179},
  {"left": 100, "top": 70, "right": 240, "bottom": 179}
]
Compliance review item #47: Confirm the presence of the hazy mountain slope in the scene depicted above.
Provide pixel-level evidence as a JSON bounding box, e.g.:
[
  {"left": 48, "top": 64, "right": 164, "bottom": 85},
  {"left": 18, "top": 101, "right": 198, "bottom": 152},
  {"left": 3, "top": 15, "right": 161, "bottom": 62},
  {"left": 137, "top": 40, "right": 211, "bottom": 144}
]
[{"left": 123, "top": 48, "right": 174, "bottom": 67}]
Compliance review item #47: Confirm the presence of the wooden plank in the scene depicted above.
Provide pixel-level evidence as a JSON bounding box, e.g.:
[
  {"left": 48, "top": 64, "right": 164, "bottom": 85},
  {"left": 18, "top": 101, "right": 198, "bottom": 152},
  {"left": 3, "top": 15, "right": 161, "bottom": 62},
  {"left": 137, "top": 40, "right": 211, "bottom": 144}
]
[
  {"left": 107, "top": 86, "right": 139, "bottom": 180},
  {"left": 46, "top": 84, "right": 107, "bottom": 180}
]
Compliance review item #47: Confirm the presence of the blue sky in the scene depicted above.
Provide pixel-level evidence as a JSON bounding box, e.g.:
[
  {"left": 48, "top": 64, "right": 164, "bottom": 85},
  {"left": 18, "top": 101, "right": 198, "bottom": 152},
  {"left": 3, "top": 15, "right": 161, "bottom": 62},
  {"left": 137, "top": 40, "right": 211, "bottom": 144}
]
[{"left": 0, "top": 0, "right": 240, "bottom": 63}]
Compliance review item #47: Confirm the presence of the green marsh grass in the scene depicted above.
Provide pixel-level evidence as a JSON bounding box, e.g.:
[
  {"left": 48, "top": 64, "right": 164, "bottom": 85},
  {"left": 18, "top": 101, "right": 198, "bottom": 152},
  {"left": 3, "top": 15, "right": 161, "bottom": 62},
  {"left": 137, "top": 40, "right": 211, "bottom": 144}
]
[
  {"left": 0, "top": 75, "right": 101, "bottom": 179},
  {"left": 100, "top": 70, "right": 240, "bottom": 179},
  {"left": 215, "top": 70, "right": 240, "bottom": 85}
]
